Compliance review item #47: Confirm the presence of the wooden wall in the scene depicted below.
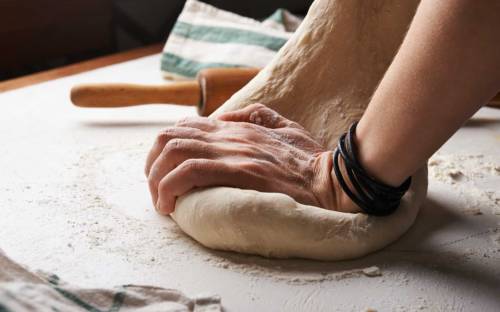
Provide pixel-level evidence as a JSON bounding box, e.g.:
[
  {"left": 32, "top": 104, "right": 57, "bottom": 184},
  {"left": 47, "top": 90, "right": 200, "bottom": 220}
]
[
  {"left": 0, "top": 0, "right": 113, "bottom": 74},
  {"left": 0, "top": 0, "right": 313, "bottom": 81}
]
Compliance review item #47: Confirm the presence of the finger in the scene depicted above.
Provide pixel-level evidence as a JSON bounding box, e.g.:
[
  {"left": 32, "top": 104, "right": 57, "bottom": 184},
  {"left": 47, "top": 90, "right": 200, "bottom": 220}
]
[
  {"left": 218, "top": 103, "right": 302, "bottom": 129},
  {"left": 175, "top": 116, "right": 218, "bottom": 132},
  {"left": 217, "top": 103, "right": 267, "bottom": 122},
  {"left": 148, "top": 139, "right": 218, "bottom": 206},
  {"left": 156, "top": 159, "right": 260, "bottom": 215},
  {"left": 145, "top": 127, "right": 208, "bottom": 177},
  {"left": 156, "top": 159, "right": 228, "bottom": 215}
]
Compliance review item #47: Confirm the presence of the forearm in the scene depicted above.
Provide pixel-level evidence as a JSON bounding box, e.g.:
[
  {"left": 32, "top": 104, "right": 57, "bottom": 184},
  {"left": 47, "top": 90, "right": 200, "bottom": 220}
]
[{"left": 356, "top": 0, "right": 500, "bottom": 186}]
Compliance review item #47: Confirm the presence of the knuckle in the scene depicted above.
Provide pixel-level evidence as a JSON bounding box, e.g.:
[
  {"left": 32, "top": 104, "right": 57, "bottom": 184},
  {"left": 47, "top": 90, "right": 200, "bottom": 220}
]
[
  {"left": 157, "top": 177, "right": 169, "bottom": 193},
  {"left": 248, "top": 108, "right": 283, "bottom": 127},
  {"left": 175, "top": 117, "right": 192, "bottom": 126},
  {"left": 175, "top": 116, "right": 218, "bottom": 131},
  {"left": 175, "top": 116, "right": 203, "bottom": 127},
  {"left": 178, "top": 159, "right": 215, "bottom": 179},
  {"left": 156, "top": 127, "right": 176, "bottom": 144},
  {"left": 179, "top": 158, "right": 203, "bottom": 172},
  {"left": 163, "top": 138, "right": 187, "bottom": 155}
]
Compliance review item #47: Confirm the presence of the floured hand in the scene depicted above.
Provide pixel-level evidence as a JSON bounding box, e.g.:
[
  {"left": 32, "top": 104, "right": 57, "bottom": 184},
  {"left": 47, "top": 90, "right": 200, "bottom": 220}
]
[{"left": 145, "top": 104, "right": 359, "bottom": 215}]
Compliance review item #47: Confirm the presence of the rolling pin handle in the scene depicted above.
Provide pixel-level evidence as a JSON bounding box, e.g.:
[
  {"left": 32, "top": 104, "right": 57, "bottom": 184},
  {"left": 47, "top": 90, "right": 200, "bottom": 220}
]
[{"left": 196, "top": 67, "right": 260, "bottom": 116}]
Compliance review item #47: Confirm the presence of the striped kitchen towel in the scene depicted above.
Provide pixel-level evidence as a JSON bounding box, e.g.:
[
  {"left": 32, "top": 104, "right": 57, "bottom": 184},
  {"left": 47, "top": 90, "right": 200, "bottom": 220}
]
[
  {"left": 161, "top": 0, "right": 302, "bottom": 80},
  {"left": 0, "top": 249, "right": 222, "bottom": 311}
]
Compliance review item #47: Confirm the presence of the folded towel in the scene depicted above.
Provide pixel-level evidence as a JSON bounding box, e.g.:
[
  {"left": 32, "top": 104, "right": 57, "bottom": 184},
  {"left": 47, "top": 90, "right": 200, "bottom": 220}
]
[
  {"left": 0, "top": 249, "right": 222, "bottom": 311},
  {"left": 161, "top": 0, "right": 302, "bottom": 80}
]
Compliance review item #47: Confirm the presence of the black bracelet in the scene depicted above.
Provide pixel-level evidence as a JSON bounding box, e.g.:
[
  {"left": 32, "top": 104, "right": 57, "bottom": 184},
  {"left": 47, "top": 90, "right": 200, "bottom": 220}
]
[{"left": 332, "top": 122, "right": 411, "bottom": 216}]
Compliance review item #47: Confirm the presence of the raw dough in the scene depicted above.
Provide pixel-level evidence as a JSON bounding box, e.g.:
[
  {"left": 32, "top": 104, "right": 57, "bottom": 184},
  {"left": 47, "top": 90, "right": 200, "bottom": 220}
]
[{"left": 171, "top": 0, "right": 428, "bottom": 261}]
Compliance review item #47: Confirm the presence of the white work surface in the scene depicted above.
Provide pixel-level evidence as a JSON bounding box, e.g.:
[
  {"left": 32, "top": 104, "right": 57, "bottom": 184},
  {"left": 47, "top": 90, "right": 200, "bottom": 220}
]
[{"left": 1, "top": 55, "right": 499, "bottom": 312}]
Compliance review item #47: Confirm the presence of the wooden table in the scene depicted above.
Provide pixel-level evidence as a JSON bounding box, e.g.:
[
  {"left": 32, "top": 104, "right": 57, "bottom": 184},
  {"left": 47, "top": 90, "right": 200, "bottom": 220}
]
[{"left": 0, "top": 49, "right": 499, "bottom": 311}]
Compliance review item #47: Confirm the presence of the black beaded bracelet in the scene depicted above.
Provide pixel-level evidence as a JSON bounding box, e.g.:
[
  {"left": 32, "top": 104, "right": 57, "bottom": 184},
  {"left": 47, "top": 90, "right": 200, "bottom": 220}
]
[{"left": 332, "top": 122, "right": 411, "bottom": 216}]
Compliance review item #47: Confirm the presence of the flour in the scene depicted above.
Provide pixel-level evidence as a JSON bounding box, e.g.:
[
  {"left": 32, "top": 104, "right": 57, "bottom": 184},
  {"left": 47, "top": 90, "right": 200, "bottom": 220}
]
[
  {"left": 362, "top": 266, "right": 382, "bottom": 277},
  {"left": 67, "top": 144, "right": 208, "bottom": 268},
  {"left": 75, "top": 143, "right": 389, "bottom": 285},
  {"left": 201, "top": 249, "right": 385, "bottom": 284},
  {"left": 74, "top": 148, "right": 499, "bottom": 285},
  {"left": 491, "top": 230, "right": 500, "bottom": 247},
  {"left": 428, "top": 153, "right": 500, "bottom": 215}
]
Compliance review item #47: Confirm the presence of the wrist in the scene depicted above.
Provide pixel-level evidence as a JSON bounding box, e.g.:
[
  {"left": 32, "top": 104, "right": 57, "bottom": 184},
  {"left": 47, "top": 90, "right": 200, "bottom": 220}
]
[
  {"left": 330, "top": 155, "right": 363, "bottom": 213},
  {"left": 355, "top": 120, "right": 407, "bottom": 187},
  {"left": 332, "top": 122, "right": 411, "bottom": 216},
  {"left": 312, "top": 151, "right": 361, "bottom": 213},
  {"left": 311, "top": 151, "right": 336, "bottom": 210}
]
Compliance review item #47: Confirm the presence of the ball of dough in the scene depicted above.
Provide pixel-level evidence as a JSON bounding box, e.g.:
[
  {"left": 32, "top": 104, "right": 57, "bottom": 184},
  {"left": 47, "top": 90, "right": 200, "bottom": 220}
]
[
  {"left": 171, "top": 168, "right": 427, "bottom": 261},
  {"left": 170, "top": 0, "right": 425, "bottom": 261}
]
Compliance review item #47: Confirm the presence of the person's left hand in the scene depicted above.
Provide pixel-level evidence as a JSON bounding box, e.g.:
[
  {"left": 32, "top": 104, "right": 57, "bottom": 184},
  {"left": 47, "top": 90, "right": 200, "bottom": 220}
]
[{"left": 145, "top": 103, "right": 341, "bottom": 215}]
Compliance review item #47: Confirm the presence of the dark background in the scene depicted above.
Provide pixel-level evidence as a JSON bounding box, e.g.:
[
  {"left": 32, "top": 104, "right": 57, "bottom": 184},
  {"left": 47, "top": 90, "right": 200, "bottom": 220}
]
[{"left": 0, "top": 0, "right": 313, "bottom": 81}]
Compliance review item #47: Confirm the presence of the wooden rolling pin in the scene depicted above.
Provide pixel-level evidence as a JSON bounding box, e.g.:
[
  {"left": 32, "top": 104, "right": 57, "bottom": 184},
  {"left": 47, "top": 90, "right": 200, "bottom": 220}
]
[
  {"left": 71, "top": 68, "right": 260, "bottom": 116},
  {"left": 71, "top": 67, "right": 500, "bottom": 115}
]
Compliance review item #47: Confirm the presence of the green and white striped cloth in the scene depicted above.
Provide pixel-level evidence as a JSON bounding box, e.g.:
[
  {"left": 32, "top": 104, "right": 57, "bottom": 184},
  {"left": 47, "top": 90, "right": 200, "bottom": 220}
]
[
  {"left": 0, "top": 249, "right": 222, "bottom": 311},
  {"left": 161, "top": 0, "right": 302, "bottom": 80}
]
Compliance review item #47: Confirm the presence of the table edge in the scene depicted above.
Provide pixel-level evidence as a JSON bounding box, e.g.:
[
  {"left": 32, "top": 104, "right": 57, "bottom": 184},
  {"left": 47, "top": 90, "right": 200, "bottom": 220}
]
[{"left": 0, "top": 43, "right": 163, "bottom": 93}]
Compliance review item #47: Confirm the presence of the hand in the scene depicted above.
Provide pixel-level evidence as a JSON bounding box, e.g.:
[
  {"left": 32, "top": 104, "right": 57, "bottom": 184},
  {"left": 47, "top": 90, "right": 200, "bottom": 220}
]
[{"left": 145, "top": 104, "right": 360, "bottom": 215}]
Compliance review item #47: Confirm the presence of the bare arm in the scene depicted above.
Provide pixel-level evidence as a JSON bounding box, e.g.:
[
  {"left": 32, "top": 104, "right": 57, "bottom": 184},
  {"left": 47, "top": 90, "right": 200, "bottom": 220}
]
[
  {"left": 356, "top": 0, "right": 500, "bottom": 187},
  {"left": 146, "top": 1, "right": 500, "bottom": 215}
]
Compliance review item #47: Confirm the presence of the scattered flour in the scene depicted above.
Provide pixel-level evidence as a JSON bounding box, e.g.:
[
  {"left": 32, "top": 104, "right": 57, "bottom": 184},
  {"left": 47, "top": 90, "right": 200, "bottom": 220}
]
[
  {"left": 447, "top": 170, "right": 465, "bottom": 182},
  {"left": 204, "top": 251, "right": 386, "bottom": 285},
  {"left": 74, "top": 143, "right": 389, "bottom": 285},
  {"left": 52, "top": 146, "right": 497, "bottom": 288},
  {"left": 491, "top": 231, "right": 500, "bottom": 247},
  {"left": 362, "top": 266, "right": 382, "bottom": 277},
  {"left": 428, "top": 153, "right": 500, "bottom": 216}
]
